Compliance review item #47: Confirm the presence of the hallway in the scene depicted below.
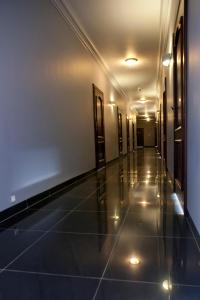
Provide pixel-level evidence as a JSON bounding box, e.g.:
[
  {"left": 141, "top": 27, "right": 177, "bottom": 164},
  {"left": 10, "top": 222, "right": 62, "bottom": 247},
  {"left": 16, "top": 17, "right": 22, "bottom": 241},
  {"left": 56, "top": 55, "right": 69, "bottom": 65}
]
[{"left": 0, "top": 149, "right": 199, "bottom": 299}]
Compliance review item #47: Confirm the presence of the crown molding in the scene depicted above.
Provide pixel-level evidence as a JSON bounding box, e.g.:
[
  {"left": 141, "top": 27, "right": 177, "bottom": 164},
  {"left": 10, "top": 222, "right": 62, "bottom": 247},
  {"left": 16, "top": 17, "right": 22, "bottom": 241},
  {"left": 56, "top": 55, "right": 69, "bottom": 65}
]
[{"left": 51, "top": 0, "right": 127, "bottom": 99}]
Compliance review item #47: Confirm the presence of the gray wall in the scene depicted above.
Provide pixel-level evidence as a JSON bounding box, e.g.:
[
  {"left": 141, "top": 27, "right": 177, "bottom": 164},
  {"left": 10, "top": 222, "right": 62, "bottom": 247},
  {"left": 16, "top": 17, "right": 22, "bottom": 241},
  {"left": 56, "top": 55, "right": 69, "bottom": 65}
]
[
  {"left": 0, "top": 0, "right": 127, "bottom": 212},
  {"left": 187, "top": 0, "right": 200, "bottom": 233}
]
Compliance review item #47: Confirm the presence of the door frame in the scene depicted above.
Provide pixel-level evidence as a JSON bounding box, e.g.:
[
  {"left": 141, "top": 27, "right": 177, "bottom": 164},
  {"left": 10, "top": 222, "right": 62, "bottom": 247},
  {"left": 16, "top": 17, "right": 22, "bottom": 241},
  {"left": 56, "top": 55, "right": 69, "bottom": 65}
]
[
  {"left": 92, "top": 84, "right": 106, "bottom": 170},
  {"left": 117, "top": 107, "right": 123, "bottom": 156},
  {"left": 132, "top": 122, "right": 135, "bottom": 151},
  {"left": 173, "top": 2, "right": 187, "bottom": 210},
  {"left": 126, "top": 116, "right": 130, "bottom": 153},
  {"left": 163, "top": 77, "right": 167, "bottom": 167}
]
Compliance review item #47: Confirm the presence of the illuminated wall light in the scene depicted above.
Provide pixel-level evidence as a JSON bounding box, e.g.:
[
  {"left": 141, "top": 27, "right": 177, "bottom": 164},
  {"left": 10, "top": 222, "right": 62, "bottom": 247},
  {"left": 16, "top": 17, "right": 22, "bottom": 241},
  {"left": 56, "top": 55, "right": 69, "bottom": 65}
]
[
  {"left": 146, "top": 117, "right": 150, "bottom": 122},
  {"left": 157, "top": 193, "right": 160, "bottom": 198},
  {"left": 171, "top": 193, "right": 184, "bottom": 215},
  {"left": 162, "top": 53, "right": 172, "bottom": 67}
]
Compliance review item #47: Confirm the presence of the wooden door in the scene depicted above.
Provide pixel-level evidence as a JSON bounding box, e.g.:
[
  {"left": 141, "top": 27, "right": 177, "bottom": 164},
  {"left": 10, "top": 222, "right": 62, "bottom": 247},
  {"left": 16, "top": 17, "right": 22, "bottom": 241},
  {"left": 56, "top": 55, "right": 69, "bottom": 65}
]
[
  {"left": 137, "top": 128, "right": 144, "bottom": 147},
  {"left": 93, "top": 84, "right": 106, "bottom": 169},
  {"left": 126, "top": 117, "right": 130, "bottom": 152},
  {"left": 132, "top": 122, "right": 135, "bottom": 150},
  {"left": 117, "top": 108, "right": 123, "bottom": 156},
  {"left": 173, "top": 16, "right": 185, "bottom": 198},
  {"left": 163, "top": 78, "right": 167, "bottom": 165}
]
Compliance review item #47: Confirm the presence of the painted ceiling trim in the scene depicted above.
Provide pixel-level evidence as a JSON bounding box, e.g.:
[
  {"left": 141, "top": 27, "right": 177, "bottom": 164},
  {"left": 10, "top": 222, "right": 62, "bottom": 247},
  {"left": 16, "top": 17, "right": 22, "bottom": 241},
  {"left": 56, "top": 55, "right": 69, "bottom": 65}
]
[{"left": 51, "top": 0, "right": 128, "bottom": 99}]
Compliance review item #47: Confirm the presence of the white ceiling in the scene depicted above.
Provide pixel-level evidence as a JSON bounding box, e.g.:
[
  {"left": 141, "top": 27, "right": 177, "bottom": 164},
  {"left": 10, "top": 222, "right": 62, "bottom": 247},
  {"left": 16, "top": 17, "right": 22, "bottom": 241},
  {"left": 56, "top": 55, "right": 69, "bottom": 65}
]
[{"left": 64, "top": 0, "right": 162, "bottom": 114}]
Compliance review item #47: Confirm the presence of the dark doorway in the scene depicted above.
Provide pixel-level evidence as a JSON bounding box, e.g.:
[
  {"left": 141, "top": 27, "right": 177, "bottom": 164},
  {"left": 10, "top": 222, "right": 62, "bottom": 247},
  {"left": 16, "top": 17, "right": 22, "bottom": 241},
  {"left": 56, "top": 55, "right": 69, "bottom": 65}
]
[
  {"left": 132, "top": 122, "right": 135, "bottom": 151},
  {"left": 117, "top": 108, "right": 123, "bottom": 156},
  {"left": 93, "top": 84, "right": 106, "bottom": 169},
  {"left": 163, "top": 78, "right": 167, "bottom": 166},
  {"left": 173, "top": 16, "right": 186, "bottom": 207},
  {"left": 137, "top": 128, "right": 144, "bottom": 147},
  {"left": 126, "top": 117, "right": 130, "bottom": 152}
]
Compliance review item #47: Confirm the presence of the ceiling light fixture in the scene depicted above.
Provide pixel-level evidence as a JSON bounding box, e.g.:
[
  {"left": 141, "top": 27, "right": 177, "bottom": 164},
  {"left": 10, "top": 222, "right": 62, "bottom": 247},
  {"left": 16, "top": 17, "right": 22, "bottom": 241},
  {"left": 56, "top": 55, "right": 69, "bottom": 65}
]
[
  {"left": 125, "top": 57, "right": 138, "bottom": 66},
  {"left": 162, "top": 53, "right": 172, "bottom": 67}
]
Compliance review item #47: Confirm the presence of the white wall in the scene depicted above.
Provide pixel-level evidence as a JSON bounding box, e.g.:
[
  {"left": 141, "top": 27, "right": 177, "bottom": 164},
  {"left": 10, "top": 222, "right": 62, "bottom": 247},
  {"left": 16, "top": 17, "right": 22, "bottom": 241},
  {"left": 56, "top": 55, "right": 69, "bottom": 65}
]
[
  {"left": 0, "top": 0, "right": 128, "bottom": 212},
  {"left": 187, "top": 0, "right": 200, "bottom": 233}
]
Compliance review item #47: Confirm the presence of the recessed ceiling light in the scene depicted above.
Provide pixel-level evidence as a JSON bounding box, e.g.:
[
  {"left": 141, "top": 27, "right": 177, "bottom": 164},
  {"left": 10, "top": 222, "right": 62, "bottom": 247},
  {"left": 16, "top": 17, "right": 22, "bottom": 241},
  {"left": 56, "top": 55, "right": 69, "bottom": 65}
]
[
  {"left": 129, "top": 256, "right": 140, "bottom": 265},
  {"left": 125, "top": 57, "right": 138, "bottom": 66}
]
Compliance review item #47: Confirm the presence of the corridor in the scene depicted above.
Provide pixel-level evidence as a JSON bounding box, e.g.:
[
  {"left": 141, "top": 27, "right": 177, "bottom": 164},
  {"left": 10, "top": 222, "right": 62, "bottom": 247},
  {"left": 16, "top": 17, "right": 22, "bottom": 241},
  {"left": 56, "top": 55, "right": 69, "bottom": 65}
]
[{"left": 0, "top": 149, "right": 199, "bottom": 299}]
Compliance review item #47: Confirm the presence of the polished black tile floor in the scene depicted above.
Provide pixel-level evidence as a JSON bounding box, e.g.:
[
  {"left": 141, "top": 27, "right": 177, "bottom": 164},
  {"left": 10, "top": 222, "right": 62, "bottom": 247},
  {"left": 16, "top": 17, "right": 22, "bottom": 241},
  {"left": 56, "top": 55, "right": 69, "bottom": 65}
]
[{"left": 0, "top": 148, "right": 200, "bottom": 299}]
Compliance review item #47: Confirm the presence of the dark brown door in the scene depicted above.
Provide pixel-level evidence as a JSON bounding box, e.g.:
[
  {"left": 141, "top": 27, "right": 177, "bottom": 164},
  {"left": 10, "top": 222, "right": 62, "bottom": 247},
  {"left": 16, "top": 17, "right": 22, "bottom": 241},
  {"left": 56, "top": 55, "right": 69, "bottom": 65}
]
[
  {"left": 126, "top": 117, "right": 130, "bottom": 152},
  {"left": 132, "top": 122, "right": 135, "bottom": 150},
  {"left": 173, "top": 16, "right": 185, "bottom": 198},
  {"left": 163, "top": 78, "right": 167, "bottom": 165},
  {"left": 137, "top": 128, "right": 144, "bottom": 147},
  {"left": 158, "top": 105, "right": 162, "bottom": 154},
  {"left": 117, "top": 108, "right": 123, "bottom": 156},
  {"left": 93, "top": 84, "right": 106, "bottom": 169}
]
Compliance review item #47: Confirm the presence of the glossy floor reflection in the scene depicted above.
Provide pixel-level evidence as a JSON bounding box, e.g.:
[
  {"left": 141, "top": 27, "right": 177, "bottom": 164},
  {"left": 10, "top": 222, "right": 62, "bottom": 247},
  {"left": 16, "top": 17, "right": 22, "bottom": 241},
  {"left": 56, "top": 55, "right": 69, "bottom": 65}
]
[{"left": 0, "top": 148, "right": 200, "bottom": 299}]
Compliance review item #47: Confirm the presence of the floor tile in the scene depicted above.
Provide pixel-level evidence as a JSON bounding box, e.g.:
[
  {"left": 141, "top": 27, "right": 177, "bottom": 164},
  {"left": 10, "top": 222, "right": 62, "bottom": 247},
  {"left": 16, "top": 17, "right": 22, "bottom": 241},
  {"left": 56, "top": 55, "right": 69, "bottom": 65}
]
[
  {"left": 30, "top": 194, "right": 83, "bottom": 211},
  {"left": 8, "top": 232, "right": 115, "bottom": 277},
  {"left": 0, "top": 228, "right": 43, "bottom": 268},
  {"left": 0, "top": 208, "right": 68, "bottom": 231},
  {"left": 0, "top": 270, "right": 99, "bottom": 300},
  {"left": 95, "top": 279, "right": 169, "bottom": 300},
  {"left": 52, "top": 211, "right": 124, "bottom": 234},
  {"left": 95, "top": 279, "right": 200, "bottom": 300},
  {"left": 105, "top": 235, "right": 168, "bottom": 282},
  {"left": 121, "top": 211, "right": 193, "bottom": 237},
  {"left": 105, "top": 234, "right": 200, "bottom": 285}
]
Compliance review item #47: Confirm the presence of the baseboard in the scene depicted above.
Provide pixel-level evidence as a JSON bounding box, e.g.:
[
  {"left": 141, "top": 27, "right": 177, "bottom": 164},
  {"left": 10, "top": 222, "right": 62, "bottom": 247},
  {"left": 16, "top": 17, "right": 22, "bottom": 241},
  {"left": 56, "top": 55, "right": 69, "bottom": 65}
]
[
  {"left": 185, "top": 209, "right": 200, "bottom": 249},
  {"left": 0, "top": 153, "right": 129, "bottom": 224},
  {"left": 0, "top": 167, "right": 96, "bottom": 223}
]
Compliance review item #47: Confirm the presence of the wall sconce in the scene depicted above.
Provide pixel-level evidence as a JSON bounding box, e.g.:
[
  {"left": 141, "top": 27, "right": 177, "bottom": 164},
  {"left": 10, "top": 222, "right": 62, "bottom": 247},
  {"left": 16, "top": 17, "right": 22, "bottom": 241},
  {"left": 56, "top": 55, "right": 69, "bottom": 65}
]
[{"left": 162, "top": 53, "right": 172, "bottom": 67}]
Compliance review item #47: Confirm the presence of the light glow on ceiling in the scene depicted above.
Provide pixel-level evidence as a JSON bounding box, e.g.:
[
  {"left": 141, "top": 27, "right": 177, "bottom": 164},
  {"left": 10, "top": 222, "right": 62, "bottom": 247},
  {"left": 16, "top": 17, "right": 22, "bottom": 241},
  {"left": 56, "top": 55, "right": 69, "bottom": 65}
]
[{"left": 125, "top": 57, "right": 138, "bottom": 66}]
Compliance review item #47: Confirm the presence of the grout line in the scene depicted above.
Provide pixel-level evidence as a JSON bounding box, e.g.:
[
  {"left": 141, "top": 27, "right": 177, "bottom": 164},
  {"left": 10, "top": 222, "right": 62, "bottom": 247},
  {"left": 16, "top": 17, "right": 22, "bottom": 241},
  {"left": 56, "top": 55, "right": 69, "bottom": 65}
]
[
  {"left": 103, "top": 277, "right": 200, "bottom": 288},
  {"left": 92, "top": 206, "right": 131, "bottom": 300},
  {"left": 0, "top": 226, "right": 194, "bottom": 239},
  {"left": 186, "top": 218, "right": 200, "bottom": 253},
  {"left": 4, "top": 269, "right": 100, "bottom": 281},
  {"left": 3, "top": 269, "right": 200, "bottom": 288}
]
